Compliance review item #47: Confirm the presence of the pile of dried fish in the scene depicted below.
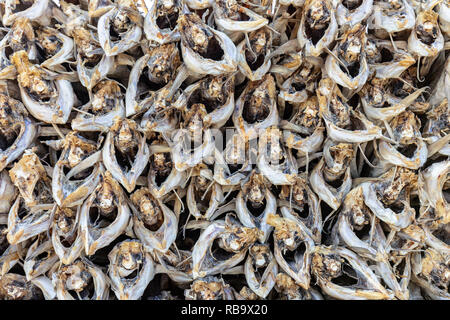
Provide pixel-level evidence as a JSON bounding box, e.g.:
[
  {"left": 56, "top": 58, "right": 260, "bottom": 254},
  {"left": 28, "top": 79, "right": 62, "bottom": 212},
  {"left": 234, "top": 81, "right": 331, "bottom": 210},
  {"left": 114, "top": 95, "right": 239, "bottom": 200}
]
[{"left": 0, "top": 0, "right": 448, "bottom": 300}]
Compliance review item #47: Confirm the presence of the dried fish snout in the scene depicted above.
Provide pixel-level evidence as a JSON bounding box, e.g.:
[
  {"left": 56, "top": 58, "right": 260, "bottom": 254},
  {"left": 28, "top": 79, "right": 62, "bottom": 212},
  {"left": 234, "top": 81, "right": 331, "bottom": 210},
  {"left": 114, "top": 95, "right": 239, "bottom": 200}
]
[
  {"left": 11, "top": 50, "right": 75, "bottom": 124},
  {"left": 178, "top": 13, "right": 237, "bottom": 75},
  {"left": 0, "top": 0, "right": 448, "bottom": 301},
  {"left": 108, "top": 239, "right": 155, "bottom": 300}
]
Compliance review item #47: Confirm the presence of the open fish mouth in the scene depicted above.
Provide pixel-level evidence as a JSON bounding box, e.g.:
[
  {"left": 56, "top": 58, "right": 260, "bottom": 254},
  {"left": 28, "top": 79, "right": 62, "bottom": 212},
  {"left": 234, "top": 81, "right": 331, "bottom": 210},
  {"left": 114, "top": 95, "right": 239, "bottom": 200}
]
[{"left": 0, "top": 0, "right": 448, "bottom": 301}]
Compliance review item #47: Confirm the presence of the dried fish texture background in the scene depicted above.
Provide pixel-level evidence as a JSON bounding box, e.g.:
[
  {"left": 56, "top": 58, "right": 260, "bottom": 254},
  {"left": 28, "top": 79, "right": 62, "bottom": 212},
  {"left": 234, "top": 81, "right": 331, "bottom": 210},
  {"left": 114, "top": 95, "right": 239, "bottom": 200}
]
[{"left": 0, "top": 0, "right": 448, "bottom": 300}]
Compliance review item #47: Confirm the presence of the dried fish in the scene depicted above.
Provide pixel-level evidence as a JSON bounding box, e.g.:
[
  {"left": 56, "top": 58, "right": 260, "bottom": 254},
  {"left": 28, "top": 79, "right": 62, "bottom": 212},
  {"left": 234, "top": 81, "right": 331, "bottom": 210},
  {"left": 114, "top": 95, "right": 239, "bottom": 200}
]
[
  {"left": 52, "top": 258, "right": 110, "bottom": 300},
  {"left": 213, "top": 0, "right": 268, "bottom": 33},
  {"left": 178, "top": 13, "right": 237, "bottom": 75},
  {"left": 130, "top": 187, "right": 178, "bottom": 253},
  {"left": 0, "top": 94, "right": 37, "bottom": 172},
  {"left": 185, "top": 276, "right": 235, "bottom": 300},
  {"left": 268, "top": 213, "right": 315, "bottom": 289},
  {"left": 108, "top": 239, "right": 155, "bottom": 300},
  {"left": 80, "top": 170, "right": 131, "bottom": 255},
  {"left": 72, "top": 80, "right": 125, "bottom": 131},
  {"left": 52, "top": 132, "right": 102, "bottom": 208},
  {"left": 297, "top": 0, "right": 338, "bottom": 57},
  {"left": 192, "top": 214, "right": 259, "bottom": 278},
  {"left": 11, "top": 50, "right": 75, "bottom": 124},
  {"left": 324, "top": 24, "right": 369, "bottom": 91},
  {"left": 51, "top": 206, "right": 84, "bottom": 265},
  {"left": 103, "top": 118, "right": 149, "bottom": 192},
  {"left": 236, "top": 171, "right": 276, "bottom": 242},
  {"left": 233, "top": 74, "right": 278, "bottom": 138},
  {"left": 0, "top": 0, "right": 448, "bottom": 301},
  {"left": 311, "top": 245, "right": 393, "bottom": 299},
  {"left": 244, "top": 243, "right": 278, "bottom": 298},
  {"left": 144, "top": 0, "right": 181, "bottom": 44},
  {"left": 97, "top": 3, "right": 143, "bottom": 57}
]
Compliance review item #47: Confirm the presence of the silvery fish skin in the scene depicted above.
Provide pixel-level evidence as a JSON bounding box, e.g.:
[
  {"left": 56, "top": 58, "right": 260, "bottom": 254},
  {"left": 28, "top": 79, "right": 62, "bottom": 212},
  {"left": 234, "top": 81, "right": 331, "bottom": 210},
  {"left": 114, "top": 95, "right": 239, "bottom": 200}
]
[
  {"left": 130, "top": 187, "right": 178, "bottom": 253},
  {"left": 244, "top": 243, "right": 278, "bottom": 298},
  {"left": 144, "top": 0, "right": 181, "bottom": 44},
  {"left": 9, "top": 150, "right": 52, "bottom": 208},
  {"left": 52, "top": 132, "right": 102, "bottom": 208},
  {"left": 324, "top": 24, "right": 370, "bottom": 91},
  {"left": 127, "top": 44, "right": 181, "bottom": 117},
  {"left": 429, "top": 58, "right": 450, "bottom": 106},
  {"left": 269, "top": 42, "right": 303, "bottom": 78},
  {"left": 140, "top": 86, "right": 180, "bottom": 133},
  {"left": 279, "top": 58, "right": 322, "bottom": 103},
  {"left": 88, "top": 0, "right": 115, "bottom": 18},
  {"left": 297, "top": 0, "right": 338, "bottom": 57},
  {"left": 6, "top": 199, "right": 52, "bottom": 245},
  {"left": 0, "top": 241, "right": 20, "bottom": 277},
  {"left": 360, "top": 78, "right": 427, "bottom": 123},
  {"left": 371, "top": 224, "right": 412, "bottom": 300},
  {"left": 0, "top": 171, "right": 16, "bottom": 215},
  {"left": 11, "top": 50, "right": 75, "bottom": 124},
  {"left": 279, "top": 0, "right": 305, "bottom": 6},
  {"left": 31, "top": 276, "right": 56, "bottom": 300},
  {"left": 281, "top": 97, "right": 325, "bottom": 156},
  {"left": 362, "top": 167, "right": 417, "bottom": 230},
  {"left": 336, "top": 0, "right": 373, "bottom": 26},
  {"left": 408, "top": 9, "right": 444, "bottom": 58},
  {"left": 72, "top": 80, "right": 125, "bottom": 131},
  {"left": 80, "top": 170, "right": 131, "bottom": 255},
  {"left": 102, "top": 118, "right": 150, "bottom": 193},
  {"left": 97, "top": 7, "right": 142, "bottom": 57},
  {"left": 213, "top": 133, "right": 252, "bottom": 186},
  {"left": 1, "top": 18, "right": 38, "bottom": 64},
  {"left": 155, "top": 247, "right": 193, "bottom": 283},
  {"left": 51, "top": 205, "right": 84, "bottom": 265},
  {"left": 147, "top": 142, "right": 186, "bottom": 197},
  {"left": 191, "top": 214, "right": 259, "bottom": 279},
  {"left": 268, "top": 213, "right": 315, "bottom": 290},
  {"left": 178, "top": 13, "right": 238, "bottom": 75},
  {"left": 418, "top": 160, "right": 450, "bottom": 224},
  {"left": 317, "top": 78, "right": 383, "bottom": 143},
  {"left": 438, "top": 0, "right": 450, "bottom": 37},
  {"left": 235, "top": 171, "right": 277, "bottom": 243},
  {"left": 213, "top": 0, "right": 268, "bottom": 33},
  {"left": 233, "top": 74, "right": 279, "bottom": 139},
  {"left": 2, "top": 0, "right": 50, "bottom": 26},
  {"left": 257, "top": 126, "right": 298, "bottom": 185},
  {"left": 186, "top": 166, "right": 225, "bottom": 220},
  {"left": 237, "top": 27, "right": 272, "bottom": 81},
  {"left": 0, "top": 95, "right": 37, "bottom": 172},
  {"left": 57, "top": 2, "right": 115, "bottom": 91},
  {"left": 178, "top": 14, "right": 237, "bottom": 75},
  {"left": 311, "top": 246, "right": 394, "bottom": 300},
  {"left": 371, "top": 0, "right": 415, "bottom": 36},
  {"left": 0, "top": 0, "right": 449, "bottom": 301},
  {"left": 77, "top": 53, "right": 115, "bottom": 92},
  {"left": 411, "top": 248, "right": 450, "bottom": 300},
  {"left": 174, "top": 74, "right": 235, "bottom": 128},
  {"left": 171, "top": 101, "right": 217, "bottom": 171},
  {"left": 278, "top": 175, "right": 323, "bottom": 243},
  {"left": 108, "top": 239, "right": 155, "bottom": 300},
  {"left": 37, "top": 26, "right": 74, "bottom": 71},
  {"left": 365, "top": 38, "right": 415, "bottom": 79},
  {"left": 52, "top": 258, "right": 110, "bottom": 300},
  {"left": 23, "top": 237, "right": 58, "bottom": 281},
  {"left": 374, "top": 110, "right": 428, "bottom": 170},
  {"left": 185, "top": 0, "right": 213, "bottom": 9},
  {"left": 310, "top": 157, "right": 352, "bottom": 210}
]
